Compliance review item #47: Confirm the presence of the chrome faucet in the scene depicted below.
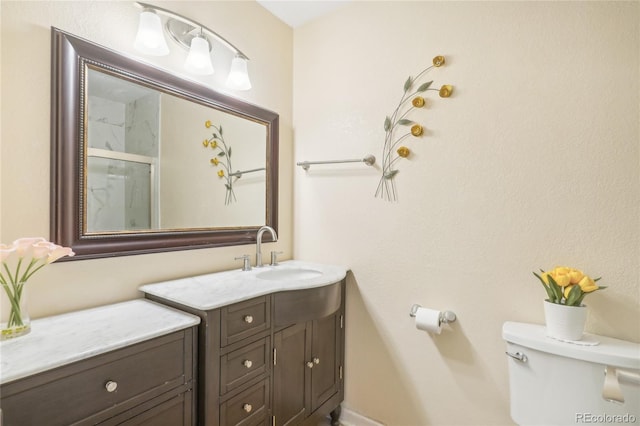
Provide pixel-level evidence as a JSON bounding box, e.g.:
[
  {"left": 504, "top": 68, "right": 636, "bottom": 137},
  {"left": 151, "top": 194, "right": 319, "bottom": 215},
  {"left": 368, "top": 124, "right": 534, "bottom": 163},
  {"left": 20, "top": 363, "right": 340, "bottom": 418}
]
[{"left": 255, "top": 226, "right": 277, "bottom": 267}]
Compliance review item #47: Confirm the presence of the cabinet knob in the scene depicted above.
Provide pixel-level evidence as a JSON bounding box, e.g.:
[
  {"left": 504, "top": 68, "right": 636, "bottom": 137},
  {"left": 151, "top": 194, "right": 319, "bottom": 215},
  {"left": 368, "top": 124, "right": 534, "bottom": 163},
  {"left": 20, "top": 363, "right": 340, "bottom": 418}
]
[
  {"left": 306, "top": 361, "right": 314, "bottom": 369},
  {"left": 105, "top": 380, "right": 118, "bottom": 393},
  {"left": 243, "top": 315, "right": 254, "bottom": 324},
  {"left": 313, "top": 357, "right": 320, "bottom": 365},
  {"left": 243, "top": 359, "right": 253, "bottom": 369},
  {"left": 243, "top": 403, "right": 252, "bottom": 413}
]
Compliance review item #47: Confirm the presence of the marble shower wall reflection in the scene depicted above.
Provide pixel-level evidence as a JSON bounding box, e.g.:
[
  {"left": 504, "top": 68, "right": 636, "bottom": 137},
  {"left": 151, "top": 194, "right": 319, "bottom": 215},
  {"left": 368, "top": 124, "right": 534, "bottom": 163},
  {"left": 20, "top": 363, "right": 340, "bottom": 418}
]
[{"left": 86, "top": 93, "right": 159, "bottom": 232}]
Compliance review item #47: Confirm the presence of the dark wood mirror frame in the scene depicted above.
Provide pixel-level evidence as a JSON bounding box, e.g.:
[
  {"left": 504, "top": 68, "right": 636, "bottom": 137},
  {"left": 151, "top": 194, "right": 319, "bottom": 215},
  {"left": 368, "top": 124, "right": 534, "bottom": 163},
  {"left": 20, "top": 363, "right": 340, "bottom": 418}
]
[{"left": 50, "top": 28, "right": 278, "bottom": 260}]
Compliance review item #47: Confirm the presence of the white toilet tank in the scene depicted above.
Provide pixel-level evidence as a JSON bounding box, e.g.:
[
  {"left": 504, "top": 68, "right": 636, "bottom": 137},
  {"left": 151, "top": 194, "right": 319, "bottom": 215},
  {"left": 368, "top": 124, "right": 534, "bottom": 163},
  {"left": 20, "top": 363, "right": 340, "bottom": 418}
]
[{"left": 503, "top": 322, "right": 640, "bottom": 425}]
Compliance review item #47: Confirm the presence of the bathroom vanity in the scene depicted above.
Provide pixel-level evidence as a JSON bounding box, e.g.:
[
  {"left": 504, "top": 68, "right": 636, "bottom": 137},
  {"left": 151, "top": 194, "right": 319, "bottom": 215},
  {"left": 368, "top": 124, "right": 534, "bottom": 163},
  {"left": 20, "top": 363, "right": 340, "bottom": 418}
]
[
  {"left": 140, "top": 260, "right": 348, "bottom": 426},
  {"left": 0, "top": 300, "right": 200, "bottom": 425}
]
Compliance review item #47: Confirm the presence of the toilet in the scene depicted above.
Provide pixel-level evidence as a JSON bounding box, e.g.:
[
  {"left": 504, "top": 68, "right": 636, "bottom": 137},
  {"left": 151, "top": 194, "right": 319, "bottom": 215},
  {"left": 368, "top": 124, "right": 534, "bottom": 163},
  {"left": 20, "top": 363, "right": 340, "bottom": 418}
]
[{"left": 503, "top": 321, "right": 640, "bottom": 425}]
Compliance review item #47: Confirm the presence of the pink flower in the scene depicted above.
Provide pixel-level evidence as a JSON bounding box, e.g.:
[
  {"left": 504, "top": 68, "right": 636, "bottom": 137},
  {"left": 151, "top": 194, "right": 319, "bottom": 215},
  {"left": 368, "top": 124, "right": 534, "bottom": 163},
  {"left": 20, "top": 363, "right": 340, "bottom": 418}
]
[
  {"left": 0, "top": 244, "right": 16, "bottom": 262},
  {"left": 1, "top": 238, "right": 74, "bottom": 284},
  {"left": 46, "top": 245, "right": 75, "bottom": 263},
  {"left": 1, "top": 237, "right": 74, "bottom": 333},
  {"left": 32, "top": 241, "right": 55, "bottom": 260},
  {"left": 12, "top": 237, "right": 46, "bottom": 257}
]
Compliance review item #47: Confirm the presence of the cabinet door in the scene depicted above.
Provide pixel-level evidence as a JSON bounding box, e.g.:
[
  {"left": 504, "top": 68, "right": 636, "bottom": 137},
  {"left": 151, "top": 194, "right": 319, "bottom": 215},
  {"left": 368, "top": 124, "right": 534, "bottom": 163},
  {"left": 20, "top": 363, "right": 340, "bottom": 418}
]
[
  {"left": 310, "top": 313, "right": 341, "bottom": 412},
  {"left": 272, "top": 322, "right": 311, "bottom": 426}
]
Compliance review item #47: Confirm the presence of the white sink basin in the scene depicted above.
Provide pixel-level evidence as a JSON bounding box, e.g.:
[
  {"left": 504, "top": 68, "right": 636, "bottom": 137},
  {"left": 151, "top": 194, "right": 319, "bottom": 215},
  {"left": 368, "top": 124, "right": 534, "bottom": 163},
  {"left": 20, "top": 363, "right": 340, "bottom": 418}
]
[
  {"left": 256, "top": 268, "right": 323, "bottom": 281},
  {"left": 139, "top": 260, "right": 348, "bottom": 311}
]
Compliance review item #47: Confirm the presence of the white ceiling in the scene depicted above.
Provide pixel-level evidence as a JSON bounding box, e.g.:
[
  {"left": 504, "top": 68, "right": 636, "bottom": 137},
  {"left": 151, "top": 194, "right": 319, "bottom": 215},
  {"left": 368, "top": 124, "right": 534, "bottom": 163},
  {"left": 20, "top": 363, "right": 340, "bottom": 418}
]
[{"left": 256, "top": 1, "right": 350, "bottom": 28}]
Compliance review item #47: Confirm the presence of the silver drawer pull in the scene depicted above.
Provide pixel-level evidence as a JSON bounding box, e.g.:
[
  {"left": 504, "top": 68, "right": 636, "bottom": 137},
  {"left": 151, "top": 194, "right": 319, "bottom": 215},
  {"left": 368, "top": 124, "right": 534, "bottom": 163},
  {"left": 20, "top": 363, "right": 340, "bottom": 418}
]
[
  {"left": 505, "top": 351, "right": 528, "bottom": 362},
  {"left": 243, "top": 403, "right": 252, "bottom": 413},
  {"left": 313, "top": 357, "right": 320, "bottom": 365},
  {"left": 105, "top": 380, "right": 118, "bottom": 392},
  {"left": 306, "top": 361, "right": 314, "bottom": 369},
  {"left": 243, "top": 315, "right": 254, "bottom": 324},
  {"left": 243, "top": 359, "right": 253, "bottom": 369}
]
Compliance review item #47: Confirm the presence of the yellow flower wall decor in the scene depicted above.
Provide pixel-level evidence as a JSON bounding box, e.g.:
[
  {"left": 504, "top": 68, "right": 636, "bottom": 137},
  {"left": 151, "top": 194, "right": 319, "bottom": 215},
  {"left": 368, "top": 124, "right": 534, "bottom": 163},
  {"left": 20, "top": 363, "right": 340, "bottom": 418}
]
[
  {"left": 376, "top": 55, "right": 454, "bottom": 201},
  {"left": 397, "top": 146, "right": 411, "bottom": 158},
  {"left": 202, "top": 121, "right": 236, "bottom": 204}
]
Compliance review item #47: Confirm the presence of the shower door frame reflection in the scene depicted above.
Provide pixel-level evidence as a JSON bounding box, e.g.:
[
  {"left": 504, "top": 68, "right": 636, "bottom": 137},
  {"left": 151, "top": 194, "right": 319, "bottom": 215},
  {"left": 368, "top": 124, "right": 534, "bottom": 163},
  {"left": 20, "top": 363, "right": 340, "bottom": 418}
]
[{"left": 86, "top": 148, "right": 157, "bottom": 232}]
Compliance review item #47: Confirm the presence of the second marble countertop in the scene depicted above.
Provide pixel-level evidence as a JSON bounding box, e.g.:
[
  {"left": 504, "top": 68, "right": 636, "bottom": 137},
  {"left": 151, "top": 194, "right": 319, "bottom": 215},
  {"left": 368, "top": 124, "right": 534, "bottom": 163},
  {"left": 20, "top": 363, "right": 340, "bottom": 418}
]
[{"left": 0, "top": 299, "right": 200, "bottom": 384}]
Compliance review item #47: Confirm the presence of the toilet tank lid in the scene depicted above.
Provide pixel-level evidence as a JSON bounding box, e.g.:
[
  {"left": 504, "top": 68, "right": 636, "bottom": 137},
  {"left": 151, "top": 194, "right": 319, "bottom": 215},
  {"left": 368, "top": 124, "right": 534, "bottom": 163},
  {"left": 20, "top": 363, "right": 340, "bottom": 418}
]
[{"left": 502, "top": 322, "right": 640, "bottom": 370}]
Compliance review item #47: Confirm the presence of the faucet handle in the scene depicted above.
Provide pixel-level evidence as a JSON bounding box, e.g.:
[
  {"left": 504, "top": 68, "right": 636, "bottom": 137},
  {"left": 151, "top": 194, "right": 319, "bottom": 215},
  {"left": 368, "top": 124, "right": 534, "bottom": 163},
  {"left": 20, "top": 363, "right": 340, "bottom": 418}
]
[
  {"left": 235, "top": 255, "right": 252, "bottom": 271},
  {"left": 270, "top": 251, "right": 283, "bottom": 266}
]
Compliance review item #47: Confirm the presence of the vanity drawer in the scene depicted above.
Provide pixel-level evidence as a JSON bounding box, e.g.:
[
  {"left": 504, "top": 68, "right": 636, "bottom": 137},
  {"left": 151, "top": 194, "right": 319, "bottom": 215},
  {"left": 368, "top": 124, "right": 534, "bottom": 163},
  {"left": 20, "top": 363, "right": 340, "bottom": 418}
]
[
  {"left": 1, "top": 331, "right": 193, "bottom": 426},
  {"left": 221, "top": 296, "right": 271, "bottom": 347},
  {"left": 220, "top": 336, "right": 270, "bottom": 394},
  {"left": 220, "top": 379, "right": 270, "bottom": 426},
  {"left": 101, "top": 388, "right": 193, "bottom": 426}
]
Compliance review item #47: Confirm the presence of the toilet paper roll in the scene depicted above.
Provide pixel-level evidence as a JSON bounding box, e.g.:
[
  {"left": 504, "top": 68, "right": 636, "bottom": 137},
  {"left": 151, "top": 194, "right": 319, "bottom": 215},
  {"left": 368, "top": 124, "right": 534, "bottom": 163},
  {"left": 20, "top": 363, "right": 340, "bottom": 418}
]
[{"left": 414, "top": 307, "right": 442, "bottom": 334}]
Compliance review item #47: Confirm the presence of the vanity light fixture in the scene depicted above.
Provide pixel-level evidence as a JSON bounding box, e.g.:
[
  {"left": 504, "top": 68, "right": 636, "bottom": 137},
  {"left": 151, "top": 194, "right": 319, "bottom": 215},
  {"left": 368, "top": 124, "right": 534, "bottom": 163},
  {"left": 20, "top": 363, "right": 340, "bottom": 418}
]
[{"left": 133, "top": 1, "right": 252, "bottom": 89}]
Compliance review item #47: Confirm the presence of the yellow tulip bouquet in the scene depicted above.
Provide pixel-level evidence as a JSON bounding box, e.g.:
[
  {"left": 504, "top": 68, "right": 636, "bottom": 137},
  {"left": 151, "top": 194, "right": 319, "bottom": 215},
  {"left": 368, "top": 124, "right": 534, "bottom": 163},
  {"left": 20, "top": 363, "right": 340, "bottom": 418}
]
[{"left": 533, "top": 266, "right": 605, "bottom": 306}]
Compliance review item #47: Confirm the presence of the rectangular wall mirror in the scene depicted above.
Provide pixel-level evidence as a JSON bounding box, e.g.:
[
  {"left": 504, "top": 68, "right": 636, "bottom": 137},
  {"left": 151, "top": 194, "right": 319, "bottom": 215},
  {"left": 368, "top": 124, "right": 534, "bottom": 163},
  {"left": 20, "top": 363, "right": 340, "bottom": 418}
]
[{"left": 51, "top": 28, "right": 279, "bottom": 260}]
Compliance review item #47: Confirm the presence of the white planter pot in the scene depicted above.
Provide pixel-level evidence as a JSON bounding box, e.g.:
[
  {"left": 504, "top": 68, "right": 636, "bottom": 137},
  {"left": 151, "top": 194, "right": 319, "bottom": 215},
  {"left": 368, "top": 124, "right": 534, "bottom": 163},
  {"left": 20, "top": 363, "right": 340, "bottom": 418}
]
[{"left": 543, "top": 300, "right": 587, "bottom": 341}]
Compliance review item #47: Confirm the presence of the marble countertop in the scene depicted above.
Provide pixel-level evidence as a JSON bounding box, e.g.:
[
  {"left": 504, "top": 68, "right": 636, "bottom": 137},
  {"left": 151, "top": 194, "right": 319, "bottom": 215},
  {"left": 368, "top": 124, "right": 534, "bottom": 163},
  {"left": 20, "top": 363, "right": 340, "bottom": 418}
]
[
  {"left": 139, "top": 260, "right": 349, "bottom": 311},
  {"left": 0, "top": 299, "right": 200, "bottom": 385}
]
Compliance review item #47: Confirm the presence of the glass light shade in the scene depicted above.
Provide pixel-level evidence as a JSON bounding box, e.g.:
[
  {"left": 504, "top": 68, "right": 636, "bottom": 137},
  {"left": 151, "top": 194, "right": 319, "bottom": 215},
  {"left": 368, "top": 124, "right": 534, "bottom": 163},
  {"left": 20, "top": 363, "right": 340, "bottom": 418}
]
[
  {"left": 184, "top": 36, "right": 214, "bottom": 75},
  {"left": 226, "top": 56, "right": 252, "bottom": 90},
  {"left": 134, "top": 10, "right": 170, "bottom": 56}
]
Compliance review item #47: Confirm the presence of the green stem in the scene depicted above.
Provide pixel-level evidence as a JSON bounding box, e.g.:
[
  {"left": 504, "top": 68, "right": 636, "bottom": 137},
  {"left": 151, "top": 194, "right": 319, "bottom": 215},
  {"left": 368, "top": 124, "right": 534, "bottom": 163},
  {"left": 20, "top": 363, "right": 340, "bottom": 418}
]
[
  {"left": 3, "top": 263, "right": 16, "bottom": 284},
  {"left": 216, "top": 133, "right": 235, "bottom": 204},
  {"left": 384, "top": 133, "right": 412, "bottom": 166},
  {"left": 20, "top": 259, "right": 45, "bottom": 283},
  {"left": 413, "top": 66, "right": 434, "bottom": 83},
  {"left": 1, "top": 280, "right": 25, "bottom": 328}
]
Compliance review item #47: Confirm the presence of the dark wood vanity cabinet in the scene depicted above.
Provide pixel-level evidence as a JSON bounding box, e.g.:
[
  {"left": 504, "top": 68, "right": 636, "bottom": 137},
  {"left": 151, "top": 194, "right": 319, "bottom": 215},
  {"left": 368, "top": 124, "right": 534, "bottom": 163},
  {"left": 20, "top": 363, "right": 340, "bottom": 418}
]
[
  {"left": 0, "top": 329, "right": 197, "bottom": 426},
  {"left": 273, "top": 312, "right": 343, "bottom": 426},
  {"left": 145, "top": 279, "right": 345, "bottom": 426}
]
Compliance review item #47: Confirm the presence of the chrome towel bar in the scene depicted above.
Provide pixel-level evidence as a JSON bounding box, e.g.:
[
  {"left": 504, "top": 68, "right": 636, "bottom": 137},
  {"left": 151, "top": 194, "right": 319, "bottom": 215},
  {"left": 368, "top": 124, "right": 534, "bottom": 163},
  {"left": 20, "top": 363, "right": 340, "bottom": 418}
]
[
  {"left": 297, "top": 154, "right": 375, "bottom": 171},
  {"left": 229, "top": 167, "right": 266, "bottom": 178}
]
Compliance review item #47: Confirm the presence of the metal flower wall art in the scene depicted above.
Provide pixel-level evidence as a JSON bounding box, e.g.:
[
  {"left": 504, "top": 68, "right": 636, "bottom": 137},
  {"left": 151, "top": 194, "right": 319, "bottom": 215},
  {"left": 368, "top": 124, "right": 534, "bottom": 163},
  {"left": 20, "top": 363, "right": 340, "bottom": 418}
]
[
  {"left": 375, "top": 55, "right": 453, "bottom": 201},
  {"left": 202, "top": 120, "right": 236, "bottom": 205}
]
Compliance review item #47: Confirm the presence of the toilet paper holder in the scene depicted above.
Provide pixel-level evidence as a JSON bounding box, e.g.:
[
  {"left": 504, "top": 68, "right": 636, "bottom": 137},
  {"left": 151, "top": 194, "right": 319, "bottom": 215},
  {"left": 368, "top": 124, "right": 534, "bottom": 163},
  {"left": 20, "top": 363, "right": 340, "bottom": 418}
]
[{"left": 409, "top": 304, "right": 457, "bottom": 324}]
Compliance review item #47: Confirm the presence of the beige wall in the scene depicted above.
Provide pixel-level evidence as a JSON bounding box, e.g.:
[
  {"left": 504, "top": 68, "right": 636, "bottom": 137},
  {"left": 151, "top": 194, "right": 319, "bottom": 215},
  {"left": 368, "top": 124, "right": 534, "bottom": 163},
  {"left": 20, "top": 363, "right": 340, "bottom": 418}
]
[
  {"left": 292, "top": 1, "right": 639, "bottom": 425},
  {"left": 0, "top": 1, "right": 293, "bottom": 317},
  {"left": 2, "top": 1, "right": 639, "bottom": 425}
]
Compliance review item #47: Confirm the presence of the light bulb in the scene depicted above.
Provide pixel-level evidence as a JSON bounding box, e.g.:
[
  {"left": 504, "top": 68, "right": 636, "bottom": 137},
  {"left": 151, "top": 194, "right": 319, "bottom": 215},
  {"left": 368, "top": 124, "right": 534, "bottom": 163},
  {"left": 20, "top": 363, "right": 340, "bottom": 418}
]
[
  {"left": 226, "top": 56, "right": 252, "bottom": 90},
  {"left": 134, "top": 10, "right": 169, "bottom": 56},
  {"left": 184, "top": 36, "right": 214, "bottom": 75}
]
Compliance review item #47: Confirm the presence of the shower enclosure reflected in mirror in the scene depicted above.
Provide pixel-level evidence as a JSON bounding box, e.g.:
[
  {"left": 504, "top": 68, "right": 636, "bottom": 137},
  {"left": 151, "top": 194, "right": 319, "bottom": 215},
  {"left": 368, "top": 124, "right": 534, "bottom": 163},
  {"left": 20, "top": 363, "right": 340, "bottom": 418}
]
[{"left": 51, "top": 28, "right": 279, "bottom": 259}]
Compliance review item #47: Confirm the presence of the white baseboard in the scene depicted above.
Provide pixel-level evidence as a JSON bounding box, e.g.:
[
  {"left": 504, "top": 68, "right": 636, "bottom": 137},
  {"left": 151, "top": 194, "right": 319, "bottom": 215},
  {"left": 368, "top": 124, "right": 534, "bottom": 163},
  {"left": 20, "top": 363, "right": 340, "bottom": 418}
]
[{"left": 339, "top": 407, "right": 384, "bottom": 426}]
